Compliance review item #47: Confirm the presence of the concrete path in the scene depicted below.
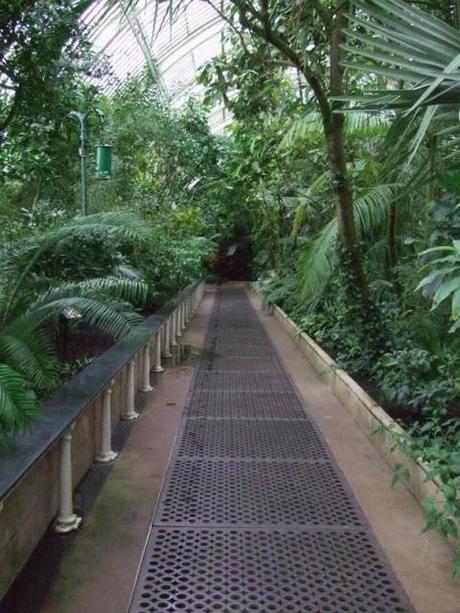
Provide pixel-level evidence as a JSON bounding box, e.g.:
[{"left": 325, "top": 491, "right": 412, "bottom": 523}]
[{"left": 20, "top": 284, "right": 459, "bottom": 612}]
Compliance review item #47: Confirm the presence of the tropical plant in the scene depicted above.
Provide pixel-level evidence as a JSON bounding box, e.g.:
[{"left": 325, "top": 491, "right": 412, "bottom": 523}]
[
  {"left": 0, "top": 211, "right": 152, "bottom": 443},
  {"left": 417, "top": 240, "right": 460, "bottom": 332},
  {"left": 342, "top": 0, "right": 460, "bottom": 163},
  {"left": 297, "top": 184, "right": 399, "bottom": 302}
]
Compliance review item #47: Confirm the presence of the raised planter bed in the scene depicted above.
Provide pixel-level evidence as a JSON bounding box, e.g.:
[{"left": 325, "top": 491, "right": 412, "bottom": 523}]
[
  {"left": 0, "top": 280, "right": 205, "bottom": 600},
  {"left": 269, "top": 303, "right": 456, "bottom": 537}
]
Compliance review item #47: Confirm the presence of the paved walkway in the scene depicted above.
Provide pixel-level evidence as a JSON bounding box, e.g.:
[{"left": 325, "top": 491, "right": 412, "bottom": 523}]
[
  {"left": 24, "top": 285, "right": 459, "bottom": 613},
  {"left": 128, "top": 287, "right": 414, "bottom": 612}
]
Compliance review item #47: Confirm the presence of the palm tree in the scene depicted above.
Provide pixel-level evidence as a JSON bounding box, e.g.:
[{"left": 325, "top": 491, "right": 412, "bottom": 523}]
[{"left": 341, "top": 0, "right": 460, "bottom": 163}]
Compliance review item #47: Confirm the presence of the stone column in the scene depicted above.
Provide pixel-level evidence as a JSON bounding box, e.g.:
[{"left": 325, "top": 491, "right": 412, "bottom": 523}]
[
  {"left": 55, "top": 424, "right": 82, "bottom": 533},
  {"left": 95, "top": 380, "right": 118, "bottom": 463},
  {"left": 162, "top": 319, "right": 172, "bottom": 358},
  {"left": 176, "top": 306, "right": 183, "bottom": 339},
  {"left": 153, "top": 330, "right": 164, "bottom": 373},
  {"left": 140, "top": 344, "right": 153, "bottom": 392},
  {"left": 170, "top": 309, "right": 178, "bottom": 347},
  {"left": 121, "top": 358, "right": 138, "bottom": 420}
]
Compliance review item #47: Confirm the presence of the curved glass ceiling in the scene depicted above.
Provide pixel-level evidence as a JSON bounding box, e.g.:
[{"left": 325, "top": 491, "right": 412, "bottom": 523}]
[{"left": 83, "top": 1, "right": 231, "bottom": 133}]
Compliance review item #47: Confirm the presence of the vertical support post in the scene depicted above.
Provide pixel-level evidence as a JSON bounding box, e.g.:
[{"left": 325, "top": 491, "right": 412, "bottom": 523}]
[
  {"left": 162, "top": 319, "right": 172, "bottom": 358},
  {"left": 170, "top": 309, "right": 178, "bottom": 347},
  {"left": 181, "top": 303, "right": 186, "bottom": 332},
  {"left": 69, "top": 112, "right": 89, "bottom": 216},
  {"left": 154, "top": 330, "right": 164, "bottom": 373},
  {"left": 121, "top": 358, "right": 138, "bottom": 420},
  {"left": 192, "top": 291, "right": 197, "bottom": 314},
  {"left": 80, "top": 118, "right": 89, "bottom": 216},
  {"left": 185, "top": 298, "right": 190, "bottom": 325},
  {"left": 176, "top": 306, "right": 183, "bottom": 339},
  {"left": 140, "top": 344, "right": 153, "bottom": 392},
  {"left": 95, "top": 380, "right": 118, "bottom": 462},
  {"left": 55, "top": 424, "right": 82, "bottom": 533}
]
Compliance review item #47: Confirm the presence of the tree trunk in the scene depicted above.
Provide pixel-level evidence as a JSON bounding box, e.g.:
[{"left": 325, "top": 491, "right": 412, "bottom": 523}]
[
  {"left": 323, "top": 0, "right": 371, "bottom": 307},
  {"left": 324, "top": 113, "right": 370, "bottom": 304},
  {"left": 387, "top": 200, "right": 398, "bottom": 270}
]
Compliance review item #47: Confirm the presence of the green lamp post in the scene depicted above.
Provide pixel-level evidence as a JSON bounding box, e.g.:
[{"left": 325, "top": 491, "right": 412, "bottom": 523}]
[
  {"left": 69, "top": 110, "right": 112, "bottom": 215},
  {"left": 95, "top": 144, "right": 112, "bottom": 180},
  {"left": 69, "top": 111, "right": 89, "bottom": 216}
]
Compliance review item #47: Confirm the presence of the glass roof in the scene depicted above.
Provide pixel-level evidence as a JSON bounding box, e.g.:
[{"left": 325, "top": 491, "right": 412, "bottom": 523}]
[{"left": 83, "top": 1, "right": 231, "bottom": 133}]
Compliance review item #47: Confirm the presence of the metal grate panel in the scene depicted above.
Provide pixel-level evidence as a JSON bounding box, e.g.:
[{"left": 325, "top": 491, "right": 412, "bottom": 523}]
[
  {"left": 130, "top": 527, "right": 411, "bottom": 613},
  {"left": 129, "top": 287, "right": 414, "bottom": 613},
  {"left": 176, "top": 418, "right": 333, "bottom": 460},
  {"left": 203, "top": 356, "right": 284, "bottom": 373},
  {"left": 157, "top": 459, "right": 363, "bottom": 528},
  {"left": 193, "top": 371, "right": 292, "bottom": 392},
  {"left": 185, "top": 390, "right": 307, "bottom": 419},
  {"left": 212, "top": 343, "right": 274, "bottom": 356}
]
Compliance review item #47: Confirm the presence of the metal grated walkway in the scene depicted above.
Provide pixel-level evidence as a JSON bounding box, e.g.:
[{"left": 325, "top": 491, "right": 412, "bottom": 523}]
[{"left": 129, "top": 287, "right": 414, "bottom": 613}]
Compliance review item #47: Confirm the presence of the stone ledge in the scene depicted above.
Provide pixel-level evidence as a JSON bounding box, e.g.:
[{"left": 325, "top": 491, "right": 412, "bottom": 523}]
[{"left": 271, "top": 303, "right": 458, "bottom": 544}]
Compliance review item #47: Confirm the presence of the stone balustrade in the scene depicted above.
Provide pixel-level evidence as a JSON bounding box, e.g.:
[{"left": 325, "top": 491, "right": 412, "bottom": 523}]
[{"left": 0, "top": 280, "right": 205, "bottom": 598}]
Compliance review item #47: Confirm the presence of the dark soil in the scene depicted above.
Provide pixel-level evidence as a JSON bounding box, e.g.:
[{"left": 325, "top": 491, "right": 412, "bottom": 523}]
[
  {"left": 53, "top": 301, "right": 161, "bottom": 383},
  {"left": 56, "top": 326, "right": 114, "bottom": 364}
]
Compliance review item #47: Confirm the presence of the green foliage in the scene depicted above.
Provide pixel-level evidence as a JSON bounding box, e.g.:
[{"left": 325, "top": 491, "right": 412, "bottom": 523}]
[
  {"left": 394, "top": 416, "right": 460, "bottom": 567},
  {"left": 342, "top": 0, "right": 460, "bottom": 165},
  {"left": 297, "top": 184, "right": 399, "bottom": 302},
  {"left": 4, "top": 0, "right": 460, "bottom": 569},
  {"left": 0, "top": 364, "right": 40, "bottom": 447},
  {"left": 371, "top": 348, "right": 459, "bottom": 415},
  {"left": 0, "top": 212, "right": 155, "bottom": 441},
  {"left": 417, "top": 240, "right": 460, "bottom": 331}
]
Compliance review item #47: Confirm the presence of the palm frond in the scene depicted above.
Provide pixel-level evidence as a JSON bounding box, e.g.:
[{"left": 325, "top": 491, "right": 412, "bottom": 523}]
[
  {"left": 27, "top": 296, "right": 142, "bottom": 338},
  {"left": 280, "top": 112, "right": 323, "bottom": 149},
  {"left": 281, "top": 110, "right": 391, "bottom": 150},
  {"left": 344, "top": 0, "right": 460, "bottom": 109},
  {"left": 339, "top": 0, "right": 460, "bottom": 165},
  {"left": 28, "top": 276, "right": 150, "bottom": 310},
  {"left": 0, "top": 323, "right": 58, "bottom": 392},
  {"left": 291, "top": 171, "right": 331, "bottom": 238},
  {"left": 0, "top": 211, "right": 150, "bottom": 325},
  {"left": 298, "top": 184, "right": 399, "bottom": 301},
  {"left": 0, "top": 364, "right": 40, "bottom": 444}
]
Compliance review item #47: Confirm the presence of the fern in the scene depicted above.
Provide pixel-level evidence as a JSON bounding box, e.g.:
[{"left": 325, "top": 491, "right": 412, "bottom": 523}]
[
  {"left": 0, "top": 364, "right": 40, "bottom": 447},
  {"left": 0, "top": 211, "right": 151, "bottom": 325},
  {"left": 0, "top": 212, "right": 154, "bottom": 441},
  {"left": 0, "top": 327, "right": 57, "bottom": 392}
]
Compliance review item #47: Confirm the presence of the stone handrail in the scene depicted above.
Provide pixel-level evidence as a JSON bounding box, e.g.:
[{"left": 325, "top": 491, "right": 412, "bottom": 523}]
[{"left": 0, "top": 279, "right": 205, "bottom": 597}]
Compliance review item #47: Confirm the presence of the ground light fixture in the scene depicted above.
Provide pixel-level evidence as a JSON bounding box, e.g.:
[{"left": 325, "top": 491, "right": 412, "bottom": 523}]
[{"left": 69, "top": 109, "right": 112, "bottom": 215}]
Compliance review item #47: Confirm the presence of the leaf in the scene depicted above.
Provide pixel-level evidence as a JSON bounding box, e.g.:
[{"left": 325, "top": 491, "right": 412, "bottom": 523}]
[
  {"left": 298, "top": 184, "right": 398, "bottom": 301},
  {"left": 432, "top": 276, "right": 460, "bottom": 310},
  {"left": 0, "top": 364, "right": 40, "bottom": 444}
]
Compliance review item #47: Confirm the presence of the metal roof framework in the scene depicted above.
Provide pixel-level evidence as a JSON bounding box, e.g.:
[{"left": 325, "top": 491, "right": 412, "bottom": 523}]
[{"left": 82, "top": 1, "right": 231, "bottom": 133}]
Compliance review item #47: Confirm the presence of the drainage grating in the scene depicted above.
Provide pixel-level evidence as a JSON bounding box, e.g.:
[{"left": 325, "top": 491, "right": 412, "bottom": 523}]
[
  {"left": 129, "top": 287, "right": 414, "bottom": 613},
  {"left": 193, "top": 371, "right": 292, "bottom": 392},
  {"left": 203, "top": 356, "right": 284, "bottom": 373},
  {"left": 130, "top": 527, "right": 411, "bottom": 613},
  {"left": 176, "top": 418, "right": 329, "bottom": 460},
  {"left": 156, "top": 459, "right": 364, "bottom": 528},
  {"left": 212, "top": 343, "right": 274, "bottom": 356},
  {"left": 185, "top": 390, "right": 307, "bottom": 419}
]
